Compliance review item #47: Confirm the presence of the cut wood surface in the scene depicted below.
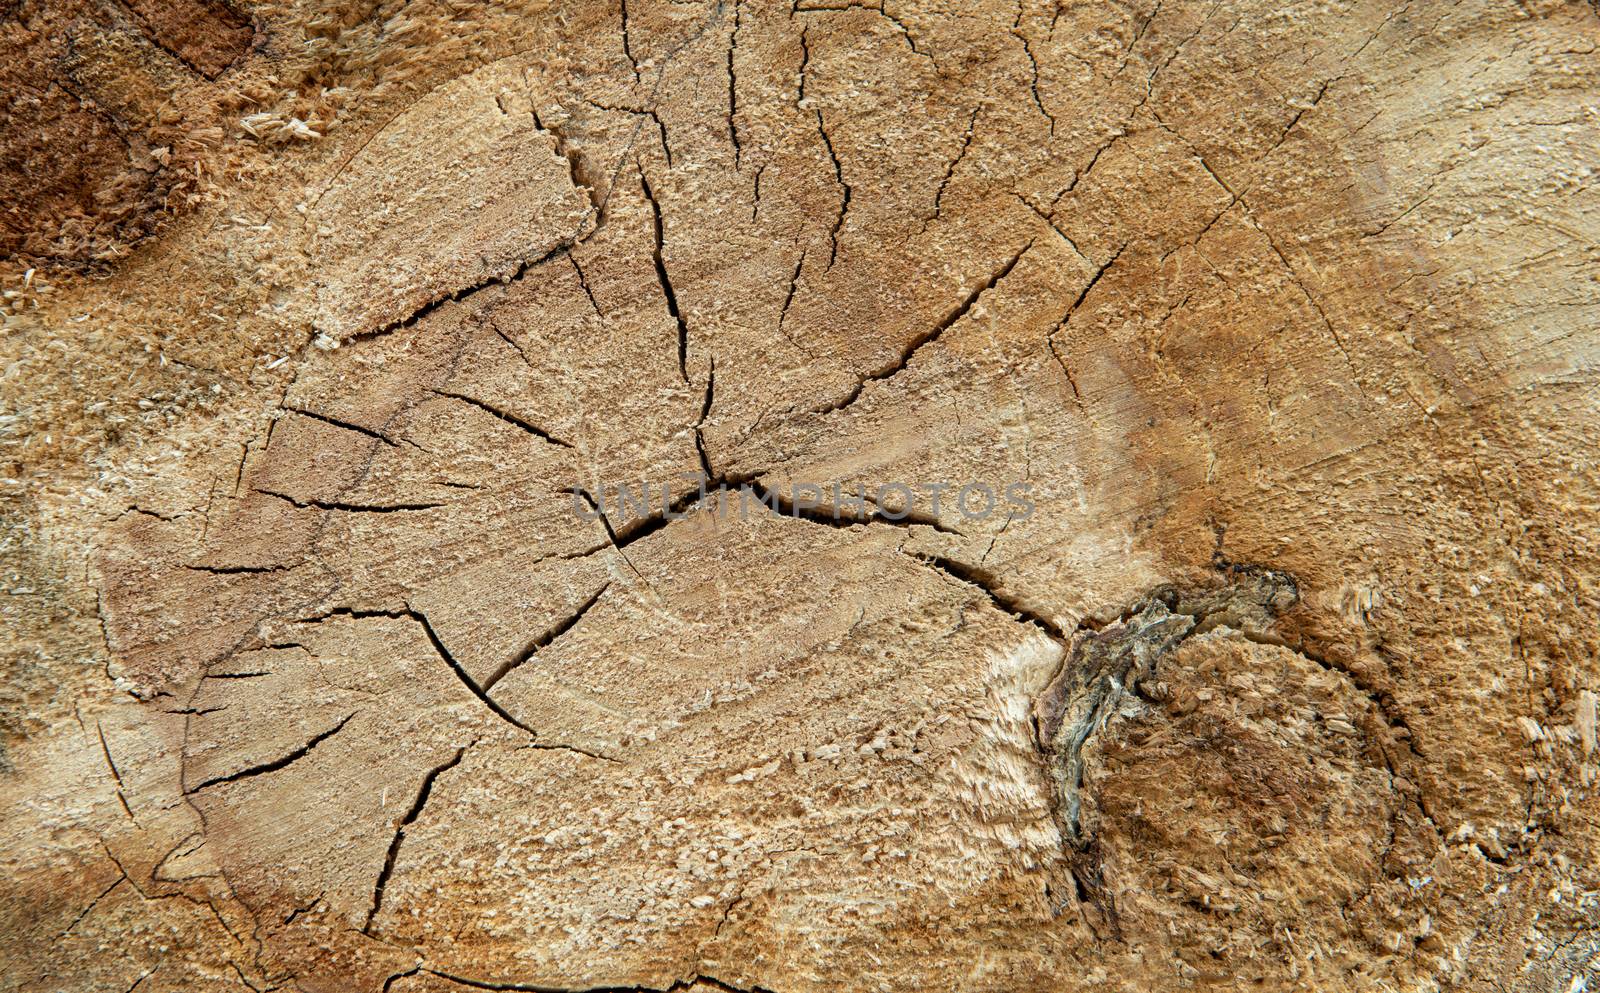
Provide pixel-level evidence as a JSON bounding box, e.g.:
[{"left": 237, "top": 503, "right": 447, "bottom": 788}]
[{"left": 2, "top": 0, "right": 1598, "bottom": 991}]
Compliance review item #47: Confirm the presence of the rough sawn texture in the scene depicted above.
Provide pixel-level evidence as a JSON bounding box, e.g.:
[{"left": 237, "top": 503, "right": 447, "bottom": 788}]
[{"left": 1, "top": 1, "right": 1598, "bottom": 992}]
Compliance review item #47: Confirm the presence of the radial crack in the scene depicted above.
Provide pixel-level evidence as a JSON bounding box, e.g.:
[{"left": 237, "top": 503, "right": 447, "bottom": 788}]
[
  {"left": 285, "top": 407, "right": 400, "bottom": 447},
  {"left": 96, "top": 723, "right": 138, "bottom": 825},
  {"left": 421, "top": 968, "right": 777, "bottom": 992},
  {"left": 924, "top": 106, "right": 979, "bottom": 231},
  {"left": 187, "top": 713, "right": 356, "bottom": 793},
  {"left": 363, "top": 742, "right": 474, "bottom": 934},
  {"left": 1044, "top": 242, "right": 1128, "bottom": 393},
  {"left": 483, "top": 585, "right": 611, "bottom": 692},
  {"left": 814, "top": 108, "right": 851, "bottom": 267},
  {"left": 640, "top": 169, "right": 690, "bottom": 382},
  {"left": 904, "top": 552, "right": 1068, "bottom": 641},
  {"left": 255, "top": 489, "right": 446, "bottom": 514},
  {"left": 60, "top": 873, "right": 125, "bottom": 936},
  {"left": 1014, "top": 26, "right": 1057, "bottom": 134},
  {"left": 345, "top": 238, "right": 584, "bottom": 346},
  {"left": 695, "top": 357, "right": 718, "bottom": 478},
  {"left": 728, "top": 0, "right": 743, "bottom": 166},
  {"left": 182, "top": 563, "right": 293, "bottom": 575},
  {"left": 430, "top": 389, "right": 575, "bottom": 449},
  {"left": 533, "top": 109, "right": 601, "bottom": 215},
  {"left": 815, "top": 239, "right": 1032, "bottom": 416},
  {"left": 777, "top": 251, "right": 808, "bottom": 355},
  {"left": 795, "top": 0, "right": 932, "bottom": 62},
  {"left": 620, "top": 0, "right": 640, "bottom": 80},
  {"left": 405, "top": 607, "right": 537, "bottom": 737}
]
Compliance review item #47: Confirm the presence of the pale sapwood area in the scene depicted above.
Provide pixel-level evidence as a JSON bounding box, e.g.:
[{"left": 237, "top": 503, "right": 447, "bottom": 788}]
[{"left": 1, "top": 0, "right": 1599, "bottom": 991}]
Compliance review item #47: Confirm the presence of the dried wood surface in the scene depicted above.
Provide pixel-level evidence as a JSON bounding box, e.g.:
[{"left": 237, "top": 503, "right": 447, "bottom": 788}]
[{"left": 2, "top": 1, "right": 1599, "bottom": 991}]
